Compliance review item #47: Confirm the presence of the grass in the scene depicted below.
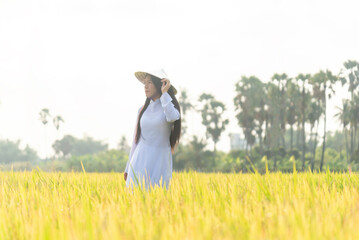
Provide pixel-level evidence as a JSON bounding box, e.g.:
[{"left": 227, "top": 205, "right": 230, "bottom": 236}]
[{"left": 0, "top": 165, "right": 359, "bottom": 239}]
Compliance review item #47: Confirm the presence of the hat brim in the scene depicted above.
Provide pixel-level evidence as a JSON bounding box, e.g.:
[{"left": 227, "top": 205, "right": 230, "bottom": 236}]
[{"left": 134, "top": 71, "right": 178, "bottom": 95}]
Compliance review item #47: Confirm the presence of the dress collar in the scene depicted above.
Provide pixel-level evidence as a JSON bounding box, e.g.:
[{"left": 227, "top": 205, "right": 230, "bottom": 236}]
[{"left": 150, "top": 97, "right": 160, "bottom": 104}]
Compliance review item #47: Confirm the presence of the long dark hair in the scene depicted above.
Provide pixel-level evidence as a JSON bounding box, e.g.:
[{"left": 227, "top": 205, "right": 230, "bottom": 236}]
[{"left": 135, "top": 74, "right": 181, "bottom": 151}]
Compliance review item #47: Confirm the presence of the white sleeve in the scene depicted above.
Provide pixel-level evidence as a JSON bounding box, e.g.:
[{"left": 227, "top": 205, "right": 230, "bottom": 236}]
[
  {"left": 124, "top": 106, "right": 142, "bottom": 173},
  {"left": 160, "top": 92, "right": 181, "bottom": 123}
]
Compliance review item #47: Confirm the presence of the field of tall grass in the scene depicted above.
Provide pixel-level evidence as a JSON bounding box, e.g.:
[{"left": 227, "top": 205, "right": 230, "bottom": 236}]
[{"left": 1, "top": 162, "right": 359, "bottom": 239}]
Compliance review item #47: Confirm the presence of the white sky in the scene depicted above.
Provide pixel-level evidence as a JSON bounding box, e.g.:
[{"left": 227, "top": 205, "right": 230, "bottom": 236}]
[{"left": 0, "top": 0, "right": 358, "bottom": 158}]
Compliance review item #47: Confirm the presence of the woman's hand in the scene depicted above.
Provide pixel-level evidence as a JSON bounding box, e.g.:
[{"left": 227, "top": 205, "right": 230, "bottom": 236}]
[
  {"left": 161, "top": 78, "right": 171, "bottom": 93},
  {"left": 124, "top": 172, "right": 127, "bottom": 181}
]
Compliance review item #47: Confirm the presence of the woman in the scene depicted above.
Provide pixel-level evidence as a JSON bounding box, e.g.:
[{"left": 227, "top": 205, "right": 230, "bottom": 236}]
[{"left": 124, "top": 69, "right": 181, "bottom": 190}]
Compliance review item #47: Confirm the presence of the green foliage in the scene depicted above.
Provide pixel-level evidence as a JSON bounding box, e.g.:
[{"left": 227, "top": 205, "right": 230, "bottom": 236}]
[
  {"left": 0, "top": 139, "right": 38, "bottom": 164},
  {"left": 65, "top": 149, "right": 127, "bottom": 172},
  {"left": 173, "top": 136, "right": 214, "bottom": 171},
  {"left": 118, "top": 135, "right": 130, "bottom": 153},
  {"left": 52, "top": 135, "right": 108, "bottom": 158},
  {"left": 1, "top": 138, "right": 350, "bottom": 173},
  {"left": 37, "top": 149, "right": 128, "bottom": 172},
  {"left": 5, "top": 60, "right": 359, "bottom": 174}
]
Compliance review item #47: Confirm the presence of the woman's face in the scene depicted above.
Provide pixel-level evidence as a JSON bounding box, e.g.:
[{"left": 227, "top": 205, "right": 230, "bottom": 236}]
[{"left": 143, "top": 74, "right": 160, "bottom": 99}]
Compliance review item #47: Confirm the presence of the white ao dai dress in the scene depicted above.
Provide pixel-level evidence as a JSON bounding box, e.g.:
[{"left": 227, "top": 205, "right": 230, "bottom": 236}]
[{"left": 124, "top": 92, "right": 180, "bottom": 190}]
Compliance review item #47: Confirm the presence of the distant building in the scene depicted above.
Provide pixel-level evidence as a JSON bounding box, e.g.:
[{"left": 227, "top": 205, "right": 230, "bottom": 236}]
[{"left": 229, "top": 133, "right": 246, "bottom": 151}]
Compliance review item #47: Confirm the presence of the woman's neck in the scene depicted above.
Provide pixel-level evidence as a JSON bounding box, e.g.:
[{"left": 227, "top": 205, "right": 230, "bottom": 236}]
[{"left": 151, "top": 94, "right": 161, "bottom": 102}]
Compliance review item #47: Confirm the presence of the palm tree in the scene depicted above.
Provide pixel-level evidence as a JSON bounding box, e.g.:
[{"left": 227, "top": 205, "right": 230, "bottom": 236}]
[
  {"left": 334, "top": 99, "right": 350, "bottom": 165},
  {"left": 234, "top": 76, "right": 265, "bottom": 154},
  {"left": 178, "top": 89, "right": 193, "bottom": 139},
  {"left": 237, "top": 111, "right": 256, "bottom": 153},
  {"left": 310, "top": 70, "right": 337, "bottom": 171},
  {"left": 307, "top": 100, "right": 323, "bottom": 171},
  {"left": 53, "top": 115, "right": 64, "bottom": 140},
  {"left": 198, "top": 93, "right": 229, "bottom": 152},
  {"left": 286, "top": 79, "right": 301, "bottom": 151},
  {"left": 39, "top": 108, "right": 50, "bottom": 125},
  {"left": 348, "top": 95, "right": 359, "bottom": 169},
  {"left": 339, "top": 60, "right": 359, "bottom": 169},
  {"left": 39, "top": 108, "right": 51, "bottom": 159},
  {"left": 296, "top": 74, "right": 311, "bottom": 170},
  {"left": 266, "top": 81, "right": 288, "bottom": 170},
  {"left": 118, "top": 135, "right": 130, "bottom": 153},
  {"left": 254, "top": 94, "right": 267, "bottom": 155},
  {"left": 271, "top": 73, "right": 290, "bottom": 148}
]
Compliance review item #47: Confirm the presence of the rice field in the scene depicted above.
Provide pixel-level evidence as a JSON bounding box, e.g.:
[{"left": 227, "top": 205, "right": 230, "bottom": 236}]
[{"left": 1, "top": 165, "right": 359, "bottom": 240}]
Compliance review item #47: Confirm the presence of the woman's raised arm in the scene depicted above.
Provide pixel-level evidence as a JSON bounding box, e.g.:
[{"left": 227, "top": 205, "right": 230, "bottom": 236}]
[{"left": 160, "top": 92, "right": 180, "bottom": 122}]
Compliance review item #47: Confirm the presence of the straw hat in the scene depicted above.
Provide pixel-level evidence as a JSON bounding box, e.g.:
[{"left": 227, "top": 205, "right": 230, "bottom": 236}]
[{"left": 134, "top": 68, "right": 177, "bottom": 95}]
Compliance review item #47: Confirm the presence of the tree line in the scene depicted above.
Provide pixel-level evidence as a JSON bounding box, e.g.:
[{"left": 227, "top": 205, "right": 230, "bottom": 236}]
[
  {"left": 1, "top": 59, "right": 358, "bottom": 172},
  {"left": 176, "top": 59, "right": 359, "bottom": 172}
]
